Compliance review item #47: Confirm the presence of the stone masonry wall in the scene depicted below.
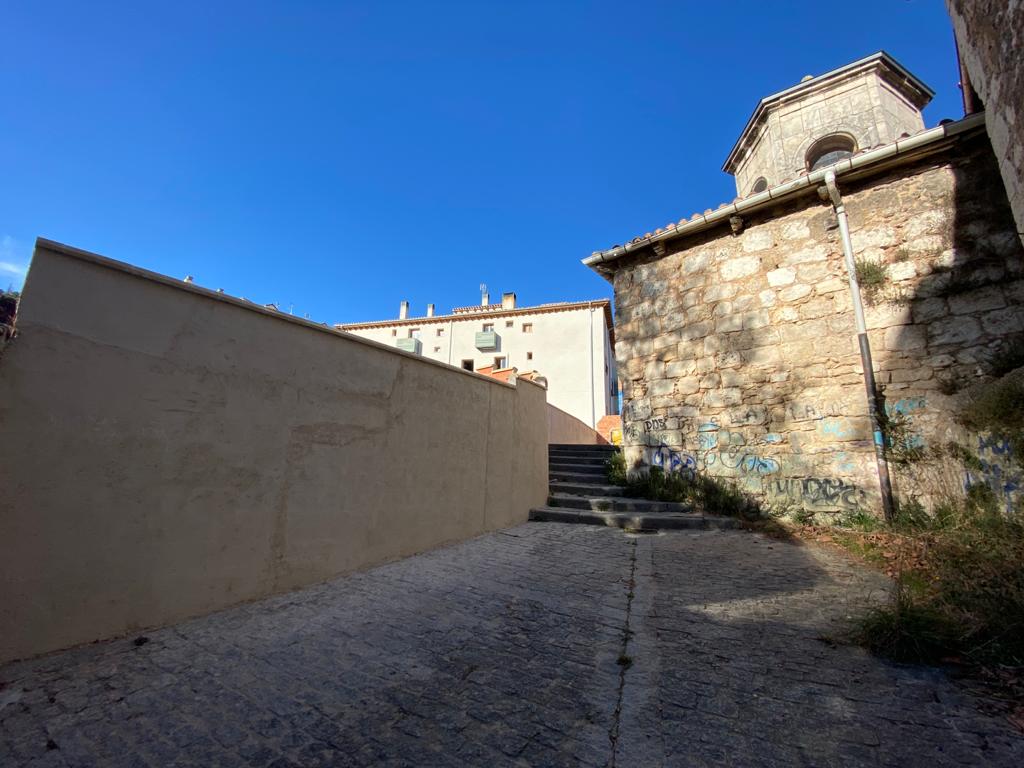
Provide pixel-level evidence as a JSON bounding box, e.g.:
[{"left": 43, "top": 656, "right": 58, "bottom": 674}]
[
  {"left": 613, "top": 134, "right": 1024, "bottom": 515},
  {"left": 947, "top": 0, "right": 1024, "bottom": 241}
]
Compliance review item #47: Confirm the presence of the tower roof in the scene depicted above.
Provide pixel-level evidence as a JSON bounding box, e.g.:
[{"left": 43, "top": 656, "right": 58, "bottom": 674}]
[{"left": 722, "top": 51, "right": 934, "bottom": 176}]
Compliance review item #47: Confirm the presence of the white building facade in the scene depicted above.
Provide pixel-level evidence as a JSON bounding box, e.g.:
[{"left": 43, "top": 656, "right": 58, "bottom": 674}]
[{"left": 338, "top": 293, "right": 617, "bottom": 429}]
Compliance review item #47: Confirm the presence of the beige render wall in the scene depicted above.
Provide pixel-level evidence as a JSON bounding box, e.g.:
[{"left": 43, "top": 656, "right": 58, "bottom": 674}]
[
  {"left": 0, "top": 241, "right": 549, "bottom": 664},
  {"left": 547, "top": 403, "right": 605, "bottom": 445},
  {"left": 614, "top": 134, "right": 1024, "bottom": 515},
  {"left": 947, "top": 0, "right": 1024, "bottom": 242}
]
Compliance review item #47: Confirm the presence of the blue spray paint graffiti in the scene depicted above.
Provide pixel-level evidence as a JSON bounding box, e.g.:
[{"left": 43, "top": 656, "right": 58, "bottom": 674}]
[{"left": 966, "top": 435, "right": 1021, "bottom": 515}]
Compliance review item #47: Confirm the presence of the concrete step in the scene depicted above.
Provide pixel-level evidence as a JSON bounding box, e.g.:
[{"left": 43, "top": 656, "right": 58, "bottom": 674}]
[
  {"left": 529, "top": 506, "right": 739, "bottom": 532},
  {"left": 548, "top": 481, "right": 627, "bottom": 497},
  {"left": 549, "top": 470, "right": 613, "bottom": 484},
  {"left": 547, "top": 493, "right": 692, "bottom": 514}
]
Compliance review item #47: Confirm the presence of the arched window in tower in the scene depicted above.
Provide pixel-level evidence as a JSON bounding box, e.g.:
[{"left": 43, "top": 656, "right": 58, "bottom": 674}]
[
  {"left": 749, "top": 177, "right": 768, "bottom": 195},
  {"left": 805, "top": 134, "right": 857, "bottom": 171}
]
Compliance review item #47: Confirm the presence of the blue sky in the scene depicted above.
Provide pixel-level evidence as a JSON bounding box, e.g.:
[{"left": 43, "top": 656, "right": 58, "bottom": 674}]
[{"left": 2, "top": 1, "right": 962, "bottom": 323}]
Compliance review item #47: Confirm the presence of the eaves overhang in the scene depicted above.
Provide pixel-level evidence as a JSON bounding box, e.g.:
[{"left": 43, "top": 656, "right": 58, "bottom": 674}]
[{"left": 583, "top": 111, "right": 985, "bottom": 279}]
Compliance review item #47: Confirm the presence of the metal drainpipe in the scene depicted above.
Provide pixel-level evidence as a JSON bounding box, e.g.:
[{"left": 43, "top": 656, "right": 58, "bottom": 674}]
[{"left": 823, "top": 170, "right": 896, "bottom": 522}]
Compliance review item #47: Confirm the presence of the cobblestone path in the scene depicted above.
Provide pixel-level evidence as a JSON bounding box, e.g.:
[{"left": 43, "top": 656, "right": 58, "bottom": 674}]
[{"left": 1, "top": 524, "right": 1021, "bottom": 767}]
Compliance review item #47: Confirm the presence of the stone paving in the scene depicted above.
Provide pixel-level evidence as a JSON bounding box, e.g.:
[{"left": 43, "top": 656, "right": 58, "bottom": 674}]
[{"left": 1, "top": 523, "right": 1021, "bottom": 767}]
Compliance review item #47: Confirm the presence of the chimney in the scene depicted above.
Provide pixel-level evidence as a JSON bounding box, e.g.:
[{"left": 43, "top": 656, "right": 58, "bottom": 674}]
[
  {"left": 427, "top": 303, "right": 435, "bottom": 317},
  {"left": 481, "top": 291, "right": 490, "bottom": 306},
  {"left": 501, "top": 292, "right": 516, "bottom": 310},
  {"left": 399, "top": 300, "right": 409, "bottom": 320}
]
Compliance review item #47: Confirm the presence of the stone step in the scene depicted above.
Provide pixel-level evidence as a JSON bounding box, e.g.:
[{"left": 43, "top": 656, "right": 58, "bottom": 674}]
[
  {"left": 549, "top": 470, "right": 613, "bottom": 484},
  {"left": 548, "top": 461, "right": 609, "bottom": 475},
  {"left": 548, "top": 481, "right": 627, "bottom": 497},
  {"left": 547, "top": 494, "right": 692, "bottom": 514},
  {"left": 546, "top": 455, "right": 609, "bottom": 467},
  {"left": 548, "top": 443, "right": 619, "bottom": 452},
  {"left": 529, "top": 506, "right": 739, "bottom": 532}
]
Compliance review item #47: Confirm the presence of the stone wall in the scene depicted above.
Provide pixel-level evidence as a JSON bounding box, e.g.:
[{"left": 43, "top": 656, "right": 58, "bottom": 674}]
[
  {"left": 613, "top": 132, "right": 1024, "bottom": 515},
  {"left": 947, "top": 0, "right": 1024, "bottom": 241},
  {"left": 0, "top": 241, "right": 549, "bottom": 664}
]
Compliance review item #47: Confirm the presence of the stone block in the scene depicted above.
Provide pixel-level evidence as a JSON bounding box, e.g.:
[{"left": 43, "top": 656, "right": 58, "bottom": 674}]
[
  {"left": 783, "top": 244, "right": 829, "bottom": 265},
  {"left": 779, "top": 284, "right": 812, "bottom": 302},
  {"left": 927, "top": 316, "right": 983, "bottom": 346},
  {"left": 903, "top": 210, "right": 948, "bottom": 238},
  {"left": 665, "top": 360, "right": 696, "bottom": 378},
  {"left": 780, "top": 220, "right": 811, "bottom": 240},
  {"left": 682, "top": 251, "right": 710, "bottom": 274},
  {"left": 981, "top": 308, "right": 1024, "bottom": 336},
  {"left": 741, "top": 229, "right": 774, "bottom": 252},
  {"left": 674, "top": 377, "right": 700, "bottom": 395},
  {"left": 743, "top": 310, "right": 771, "bottom": 329},
  {"left": 884, "top": 324, "right": 926, "bottom": 351},
  {"left": 767, "top": 267, "right": 796, "bottom": 287},
  {"left": 948, "top": 286, "right": 1006, "bottom": 315},
  {"left": 648, "top": 379, "right": 676, "bottom": 397},
  {"left": 716, "top": 314, "right": 744, "bottom": 333},
  {"left": 703, "top": 283, "right": 739, "bottom": 303},
  {"left": 758, "top": 289, "right": 777, "bottom": 306},
  {"left": 703, "top": 388, "right": 743, "bottom": 408},
  {"left": 816, "top": 278, "right": 846, "bottom": 294},
  {"left": 886, "top": 261, "right": 917, "bottom": 281},
  {"left": 911, "top": 297, "right": 949, "bottom": 323},
  {"left": 853, "top": 226, "right": 897, "bottom": 249},
  {"left": 721, "top": 255, "right": 762, "bottom": 281}
]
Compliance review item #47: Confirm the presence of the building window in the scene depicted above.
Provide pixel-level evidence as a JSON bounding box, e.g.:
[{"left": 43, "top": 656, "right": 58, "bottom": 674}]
[
  {"left": 482, "top": 323, "right": 494, "bottom": 332},
  {"left": 494, "top": 356, "right": 506, "bottom": 368},
  {"left": 806, "top": 134, "right": 857, "bottom": 171},
  {"left": 749, "top": 177, "right": 768, "bottom": 195},
  {"left": 461, "top": 359, "right": 474, "bottom": 371},
  {"left": 522, "top": 323, "right": 533, "bottom": 333},
  {"left": 526, "top": 351, "right": 533, "bottom": 360},
  {"left": 433, "top": 345, "right": 441, "bottom": 353},
  {"left": 391, "top": 329, "right": 397, "bottom": 337},
  {"left": 505, "top": 320, "right": 513, "bottom": 328},
  {"left": 436, "top": 327, "right": 445, "bottom": 337},
  {"left": 409, "top": 328, "right": 421, "bottom": 339}
]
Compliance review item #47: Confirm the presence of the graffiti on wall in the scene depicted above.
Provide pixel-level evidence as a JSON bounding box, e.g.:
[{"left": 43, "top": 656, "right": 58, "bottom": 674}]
[
  {"left": 695, "top": 423, "right": 780, "bottom": 475},
  {"left": 966, "top": 434, "right": 1021, "bottom": 515},
  {"left": 766, "top": 477, "right": 866, "bottom": 510},
  {"left": 645, "top": 443, "right": 697, "bottom": 478}
]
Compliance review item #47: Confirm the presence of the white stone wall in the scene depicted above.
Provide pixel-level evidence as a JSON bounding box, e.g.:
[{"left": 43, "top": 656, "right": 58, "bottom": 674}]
[{"left": 342, "top": 304, "right": 616, "bottom": 429}]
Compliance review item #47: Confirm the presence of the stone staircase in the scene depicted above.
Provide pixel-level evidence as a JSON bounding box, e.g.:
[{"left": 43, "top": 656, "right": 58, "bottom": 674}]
[{"left": 529, "top": 444, "right": 740, "bottom": 532}]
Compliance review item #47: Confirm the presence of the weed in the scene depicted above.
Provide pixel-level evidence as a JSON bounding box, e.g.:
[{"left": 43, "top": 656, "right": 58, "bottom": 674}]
[
  {"left": 856, "top": 586, "right": 959, "bottom": 664},
  {"left": 892, "top": 497, "right": 931, "bottom": 530},
  {"left": 960, "top": 375, "right": 1024, "bottom": 468},
  {"left": 855, "top": 258, "right": 887, "bottom": 301},
  {"left": 606, "top": 451, "right": 628, "bottom": 485},
  {"left": 849, "top": 495, "right": 1024, "bottom": 666},
  {"left": 607, "top": 461, "right": 767, "bottom": 521},
  {"left": 837, "top": 509, "right": 882, "bottom": 532},
  {"left": 793, "top": 507, "right": 817, "bottom": 526},
  {"left": 878, "top": 409, "right": 927, "bottom": 466},
  {"left": 892, "top": 248, "right": 911, "bottom": 263},
  {"left": 985, "top": 333, "right": 1024, "bottom": 378}
]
